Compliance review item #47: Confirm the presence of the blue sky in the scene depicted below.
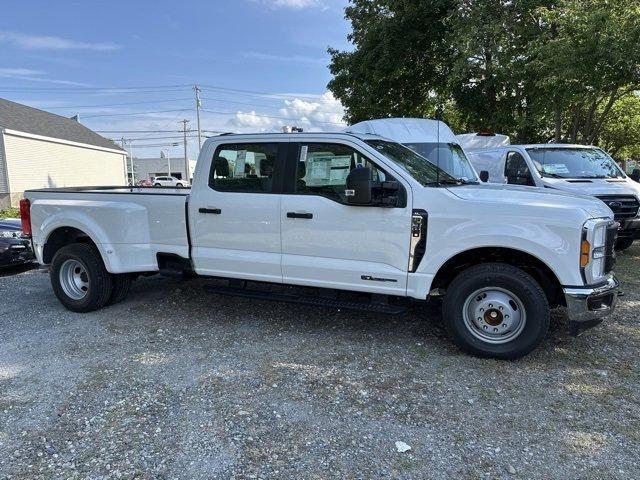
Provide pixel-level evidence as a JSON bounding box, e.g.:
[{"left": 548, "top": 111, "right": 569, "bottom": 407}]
[{"left": 0, "top": 0, "right": 351, "bottom": 158}]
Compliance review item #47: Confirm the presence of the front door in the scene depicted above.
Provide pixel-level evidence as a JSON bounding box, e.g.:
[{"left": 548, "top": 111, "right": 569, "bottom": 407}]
[
  {"left": 280, "top": 141, "right": 412, "bottom": 295},
  {"left": 190, "top": 141, "right": 286, "bottom": 283}
]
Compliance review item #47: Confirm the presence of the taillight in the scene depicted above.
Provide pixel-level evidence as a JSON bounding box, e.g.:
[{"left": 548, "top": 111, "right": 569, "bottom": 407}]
[{"left": 19, "top": 198, "right": 32, "bottom": 236}]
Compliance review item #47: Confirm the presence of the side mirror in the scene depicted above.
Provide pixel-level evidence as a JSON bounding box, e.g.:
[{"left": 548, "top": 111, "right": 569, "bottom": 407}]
[
  {"left": 345, "top": 167, "right": 372, "bottom": 205},
  {"left": 479, "top": 170, "right": 489, "bottom": 182},
  {"left": 631, "top": 169, "right": 640, "bottom": 182}
]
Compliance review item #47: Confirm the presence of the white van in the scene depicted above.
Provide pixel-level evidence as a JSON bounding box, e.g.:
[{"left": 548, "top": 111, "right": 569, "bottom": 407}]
[
  {"left": 456, "top": 132, "right": 511, "bottom": 151},
  {"left": 346, "top": 118, "right": 479, "bottom": 182},
  {"left": 467, "top": 143, "right": 640, "bottom": 250}
]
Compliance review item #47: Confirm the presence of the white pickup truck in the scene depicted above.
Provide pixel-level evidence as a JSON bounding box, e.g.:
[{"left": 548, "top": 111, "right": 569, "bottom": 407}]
[{"left": 21, "top": 132, "right": 620, "bottom": 359}]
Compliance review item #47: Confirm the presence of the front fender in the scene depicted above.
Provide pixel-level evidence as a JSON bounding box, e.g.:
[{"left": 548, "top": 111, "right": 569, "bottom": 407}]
[{"left": 418, "top": 215, "right": 583, "bottom": 287}]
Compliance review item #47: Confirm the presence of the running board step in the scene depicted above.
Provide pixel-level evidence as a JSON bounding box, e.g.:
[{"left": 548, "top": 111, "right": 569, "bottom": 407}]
[{"left": 202, "top": 285, "right": 407, "bottom": 315}]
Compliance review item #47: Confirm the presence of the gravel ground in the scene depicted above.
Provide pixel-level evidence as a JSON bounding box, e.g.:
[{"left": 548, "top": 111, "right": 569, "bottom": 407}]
[{"left": 1, "top": 247, "right": 639, "bottom": 479}]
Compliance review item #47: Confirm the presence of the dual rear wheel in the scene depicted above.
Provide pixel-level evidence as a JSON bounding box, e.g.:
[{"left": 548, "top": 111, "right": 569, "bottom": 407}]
[{"left": 51, "top": 244, "right": 132, "bottom": 313}]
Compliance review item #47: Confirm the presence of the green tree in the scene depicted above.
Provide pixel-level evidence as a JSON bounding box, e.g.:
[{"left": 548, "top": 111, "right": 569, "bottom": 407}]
[
  {"left": 328, "top": 0, "right": 640, "bottom": 152},
  {"left": 598, "top": 94, "right": 640, "bottom": 160},
  {"left": 328, "top": 0, "right": 457, "bottom": 124},
  {"left": 530, "top": 0, "right": 640, "bottom": 144}
]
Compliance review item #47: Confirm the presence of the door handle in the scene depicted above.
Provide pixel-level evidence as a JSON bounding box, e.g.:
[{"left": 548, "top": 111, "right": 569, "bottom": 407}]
[
  {"left": 199, "top": 207, "right": 222, "bottom": 214},
  {"left": 287, "top": 212, "right": 313, "bottom": 219}
]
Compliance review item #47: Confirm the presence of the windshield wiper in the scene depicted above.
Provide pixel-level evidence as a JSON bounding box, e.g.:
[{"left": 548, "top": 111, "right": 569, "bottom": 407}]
[
  {"left": 437, "top": 177, "right": 476, "bottom": 186},
  {"left": 540, "top": 172, "right": 565, "bottom": 178}
]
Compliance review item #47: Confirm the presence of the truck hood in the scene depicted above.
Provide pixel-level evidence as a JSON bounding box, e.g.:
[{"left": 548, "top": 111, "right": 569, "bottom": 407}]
[
  {"left": 447, "top": 183, "right": 613, "bottom": 219},
  {"left": 540, "top": 177, "right": 640, "bottom": 197}
]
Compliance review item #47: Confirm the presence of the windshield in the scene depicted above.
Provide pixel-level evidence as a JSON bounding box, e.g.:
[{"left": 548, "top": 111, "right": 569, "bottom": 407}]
[
  {"left": 527, "top": 147, "right": 624, "bottom": 179},
  {"left": 404, "top": 142, "right": 478, "bottom": 181},
  {"left": 365, "top": 140, "right": 461, "bottom": 186}
]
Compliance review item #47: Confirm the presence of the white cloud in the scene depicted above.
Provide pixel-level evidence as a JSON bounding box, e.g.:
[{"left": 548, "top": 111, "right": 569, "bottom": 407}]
[
  {"left": 0, "top": 68, "right": 45, "bottom": 76},
  {"left": 255, "top": 0, "right": 326, "bottom": 10},
  {"left": 227, "top": 91, "right": 345, "bottom": 132},
  {"left": 0, "top": 31, "right": 121, "bottom": 51},
  {"left": 0, "top": 67, "right": 90, "bottom": 86}
]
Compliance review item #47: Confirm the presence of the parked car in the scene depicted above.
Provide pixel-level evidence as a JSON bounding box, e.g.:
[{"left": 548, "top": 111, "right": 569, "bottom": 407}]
[
  {"left": 22, "top": 132, "right": 619, "bottom": 359},
  {"left": 466, "top": 144, "right": 640, "bottom": 251},
  {"left": 0, "top": 218, "right": 35, "bottom": 269},
  {"left": 136, "top": 178, "right": 153, "bottom": 187},
  {"left": 152, "top": 176, "right": 186, "bottom": 187}
]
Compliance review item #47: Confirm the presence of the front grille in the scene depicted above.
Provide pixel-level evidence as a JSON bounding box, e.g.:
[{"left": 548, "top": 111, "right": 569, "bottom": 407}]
[
  {"left": 595, "top": 195, "right": 640, "bottom": 221},
  {"left": 603, "top": 222, "right": 618, "bottom": 274}
]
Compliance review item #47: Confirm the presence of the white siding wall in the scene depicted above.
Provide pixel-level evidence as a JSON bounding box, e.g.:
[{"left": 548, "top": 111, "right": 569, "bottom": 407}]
[
  {"left": 0, "top": 132, "right": 9, "bottom": 208},
  {"left": 4, "top": 132, "right": 127, "bottom": 206}
]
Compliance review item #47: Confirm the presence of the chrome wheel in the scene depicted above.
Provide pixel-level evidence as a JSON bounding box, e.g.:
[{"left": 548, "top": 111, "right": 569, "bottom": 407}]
[
  {"left": 462, "top": 287, "right": 526, "bottom": 344},
  {"left": 59, "top": 259, "right": 90, "bottom": 300}
]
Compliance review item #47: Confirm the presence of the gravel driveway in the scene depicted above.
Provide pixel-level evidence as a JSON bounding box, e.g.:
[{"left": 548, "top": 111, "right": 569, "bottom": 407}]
[{"left": 1, "top": 247, "right": 639, "bottom": 479}]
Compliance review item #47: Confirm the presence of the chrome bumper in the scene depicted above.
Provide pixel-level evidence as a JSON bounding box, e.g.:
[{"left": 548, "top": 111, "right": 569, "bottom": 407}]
[{"left": 563, "top": 276, "right": 620, "bottom": 331}]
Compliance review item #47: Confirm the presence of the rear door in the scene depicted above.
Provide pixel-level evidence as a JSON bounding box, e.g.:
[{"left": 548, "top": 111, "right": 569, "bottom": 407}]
[
  {"left": 190, "top": 141, "right": 287, "bottom": 283},
  {"left": 280, "top": 140, "right": 412, "bottom": 295}
]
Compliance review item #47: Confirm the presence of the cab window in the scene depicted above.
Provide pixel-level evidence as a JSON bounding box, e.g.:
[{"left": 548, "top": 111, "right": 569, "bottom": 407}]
[
  {"left": 209, "top": 143, "right": 279, "bottom": 193},
  {"left": 505, "top": 152, "right": 535, "bottom": 186},
  {"left": 293, "top": 143, "right": 392, "bottom": 204}
]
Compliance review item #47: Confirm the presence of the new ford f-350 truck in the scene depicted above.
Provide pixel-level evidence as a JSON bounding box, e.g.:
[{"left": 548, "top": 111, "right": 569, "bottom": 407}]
[{"left": 21, "top": 132, "right": 620, "bottom": 359}]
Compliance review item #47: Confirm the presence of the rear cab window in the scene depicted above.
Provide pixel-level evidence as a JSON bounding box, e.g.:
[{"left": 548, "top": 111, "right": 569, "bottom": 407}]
[{"left": 209, "top": 143, "right": 285, "bottom": 193}]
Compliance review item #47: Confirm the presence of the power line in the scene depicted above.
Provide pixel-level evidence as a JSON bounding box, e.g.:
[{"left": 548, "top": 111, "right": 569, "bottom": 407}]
[
  {"left": 200, "top": 84, "right": 330, "bottom": 102},
  {"left": 44, "top": 98, "right": 193, "bottom": 110},
  {"left": 82, "top": 108, "right": 192, "bottom": 119},
  {"left": 94, "top": 129, "right": 181, "bottom": 133},
  {"left": 0, "top": 84, "right": 193, "bottom": 92}
]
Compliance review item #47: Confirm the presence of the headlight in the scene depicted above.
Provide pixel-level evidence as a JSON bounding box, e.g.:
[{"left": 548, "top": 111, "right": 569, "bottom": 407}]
[
  {"left": 581, "top": 218, "right": 614, "bottom": 285},
  {"left": 0, "top": 230, "right": 19, "bottom": 238}
]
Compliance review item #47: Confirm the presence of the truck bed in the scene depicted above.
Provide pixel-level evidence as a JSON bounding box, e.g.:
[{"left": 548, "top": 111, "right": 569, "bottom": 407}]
[{"left": 25, "top": 186, "right": 191, "bottom": 274}]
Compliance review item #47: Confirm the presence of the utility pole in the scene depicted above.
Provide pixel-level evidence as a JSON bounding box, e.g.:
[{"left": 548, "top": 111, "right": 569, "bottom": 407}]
[
  {"left": 122, "top": 137, "right": 135, "bottom": 185},
  {"left": 179, "top": 119, "right": 190, "bottom": 182},
  {"left": 194, "top": 85, "right": 202, "bottom": 151}
]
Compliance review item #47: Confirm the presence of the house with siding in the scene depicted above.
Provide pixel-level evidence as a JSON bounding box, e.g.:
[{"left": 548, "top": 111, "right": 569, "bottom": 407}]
[{"left": 0, "top": 98, "right": 127, "bottom": 207}]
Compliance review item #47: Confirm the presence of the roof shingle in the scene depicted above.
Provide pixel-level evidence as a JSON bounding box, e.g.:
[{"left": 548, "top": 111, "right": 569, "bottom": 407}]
[{"left": 0, "top": 97, "right": 124, "bottom": 151}]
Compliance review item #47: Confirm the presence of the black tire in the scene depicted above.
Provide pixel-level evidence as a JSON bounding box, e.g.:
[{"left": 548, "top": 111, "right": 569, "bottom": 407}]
[
  {"left": 442, "top": 263, "right": 550, "bottom": 360},
  {"left": 176, "top": 183, "right": 183, "bottom": 187},
  {"left": 107, "top": 274, "right": 133, "bottom": 305},
  {"left": 50, "top": 243, "right": 113, "bottom": 313},
  {"left": 154, "top": 183, "right": 161, "bottom": 187},
  {"left": 614, "top": 238, "right": 634, "bottom": 251}
]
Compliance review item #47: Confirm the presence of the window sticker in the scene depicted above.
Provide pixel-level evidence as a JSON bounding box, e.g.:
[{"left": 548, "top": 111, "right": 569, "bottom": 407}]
[
  {"left": 305, "top": 155, "right": 352, "bottom": 186},
  {"left": 542, "top": 163, "right": 570, "bottom": 175},
  {"left": 234, "top": 150, "right": 247, "bottom": 178}
]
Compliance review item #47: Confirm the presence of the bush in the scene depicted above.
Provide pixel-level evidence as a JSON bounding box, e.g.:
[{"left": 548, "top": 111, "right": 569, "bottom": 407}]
[{"left": 0, "top": 207, "right": 20, "bottom": 218}]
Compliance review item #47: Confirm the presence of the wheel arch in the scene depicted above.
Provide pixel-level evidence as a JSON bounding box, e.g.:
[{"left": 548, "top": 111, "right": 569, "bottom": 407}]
[
  {"left": 431, "top": 246, "right": 564, "bottom": 307},
  {"left": 43, "top": 226, "right": 103, "bottom": 265}
]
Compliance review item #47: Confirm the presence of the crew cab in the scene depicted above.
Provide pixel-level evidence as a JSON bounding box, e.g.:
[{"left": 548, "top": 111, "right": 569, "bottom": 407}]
[
  {"left": 466, "top": 144, "right": 640, "bottom": 251},
  {"left": 21, "top": 132, "right": 620, "bottom": 359}
]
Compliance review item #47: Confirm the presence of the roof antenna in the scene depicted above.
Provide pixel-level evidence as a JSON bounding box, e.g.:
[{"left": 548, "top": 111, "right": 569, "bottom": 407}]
[{"left": 435, "top": 104, "right": 444, "bottom": 186}]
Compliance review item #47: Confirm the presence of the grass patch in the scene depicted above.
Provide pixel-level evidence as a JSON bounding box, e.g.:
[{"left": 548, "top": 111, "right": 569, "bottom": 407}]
[{"left": 0, "top": 207, "right": 19, "bottom": 218}]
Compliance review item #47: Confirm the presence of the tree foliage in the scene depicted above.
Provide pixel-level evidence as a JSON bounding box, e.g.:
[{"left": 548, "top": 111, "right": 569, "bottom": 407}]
[{"left": 329, "top": 0, "right": 640, "bottom": 155}]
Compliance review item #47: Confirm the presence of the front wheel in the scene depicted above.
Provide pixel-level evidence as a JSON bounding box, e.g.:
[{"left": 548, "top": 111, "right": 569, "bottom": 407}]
[
  {"left": 176, "top": 183, "right": 183, "bottom": 187},
  {"left": 615, "top": 238, "right": 634, "bottom": 251},
  {"left": 442, "top": 263, "right": 550, "bottom": 360},
  {"left": 50, "top": 243, "right": 113, "bottom": 312},
  {"left": 154, "top": 183, "right": 161, "bottom": 187}
]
